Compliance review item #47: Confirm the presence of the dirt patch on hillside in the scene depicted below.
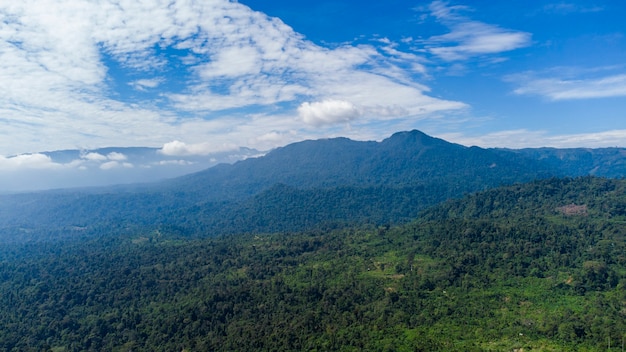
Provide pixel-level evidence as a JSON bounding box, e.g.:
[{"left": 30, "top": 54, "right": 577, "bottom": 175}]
[{"left": 556, "top": 204, "right": 588, "bottom": 216}]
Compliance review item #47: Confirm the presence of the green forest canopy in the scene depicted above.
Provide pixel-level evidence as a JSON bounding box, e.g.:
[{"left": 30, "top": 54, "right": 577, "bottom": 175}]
[{"left": 0, "top": 177, "right": 625, "bottom": 351}]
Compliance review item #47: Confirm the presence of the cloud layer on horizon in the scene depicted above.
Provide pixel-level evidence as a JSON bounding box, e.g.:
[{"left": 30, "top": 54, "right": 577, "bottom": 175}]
[{"left": 440, "top": 129, "right": 626, "bottom": 149}]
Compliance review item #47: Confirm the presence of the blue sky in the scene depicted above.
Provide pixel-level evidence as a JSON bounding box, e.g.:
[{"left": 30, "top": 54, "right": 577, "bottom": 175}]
[{"left": 1, "top": 0, "right": 626, "bottom": 172}]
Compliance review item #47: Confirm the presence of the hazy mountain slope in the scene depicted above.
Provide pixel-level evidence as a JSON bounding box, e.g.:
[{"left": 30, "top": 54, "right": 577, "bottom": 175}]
[
  {"left": 1, "top": 130, "right": 625, "bottom": 241},
  {"left": 163, "top": 137, "right": 380, "bottom": 201},
  {"left": 163, "top": 130, "right": 560, "bottom": 202},
  {"left": 503, "top": 147, "right": 626, "bottom": 178},
  {"left": 152, "top": 130, "right": 565, "bottom": 234}
]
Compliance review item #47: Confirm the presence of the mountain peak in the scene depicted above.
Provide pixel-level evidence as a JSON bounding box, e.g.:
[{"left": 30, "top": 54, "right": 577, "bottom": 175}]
[{"left": 382, "top": 130, "right": 455, "bottom": 148}]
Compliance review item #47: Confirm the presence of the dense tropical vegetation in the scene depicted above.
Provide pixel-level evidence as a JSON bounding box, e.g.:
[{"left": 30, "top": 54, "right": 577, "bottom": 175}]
[
  {"left": 1, "top": 176, "right": 625, "bottom": 351},
  {"left": 5, "top": 130, "right": 626, "bottom": 242}
]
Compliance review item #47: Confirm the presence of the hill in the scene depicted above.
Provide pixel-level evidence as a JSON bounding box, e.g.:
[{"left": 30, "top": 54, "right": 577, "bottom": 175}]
[
  {"left": 0, "top": 130, "right": 560, "bottom": 241},
  {"left": 502, "top": 147, "right": 626, "bottom": 178},
  {"left": 0, "top": 176, "right": 624, "bottom": 351},
  {"left": 1, "top": 130, "right": 626, "bottom": 242},
  {"left": 163, "top": 130, "right": 559, "bottom": 200}
]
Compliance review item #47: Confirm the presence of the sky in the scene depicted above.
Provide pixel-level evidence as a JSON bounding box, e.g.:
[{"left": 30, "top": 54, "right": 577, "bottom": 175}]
[{"left": 1, "top": 0, "right": 626, "bottom": 173}]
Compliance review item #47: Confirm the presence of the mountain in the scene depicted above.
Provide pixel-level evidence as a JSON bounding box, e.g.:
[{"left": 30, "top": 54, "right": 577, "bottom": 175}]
[
  {"left": 1, "top": 130, "right": 626, "bottom": 241},
  {"left": 503, "top": 147, "right": 626, "bottom": 178},
  {"left": 0, "top": 176, "right": 624, "bottom": 351},
  {"left": 163, "top": 130, "right": 559, "bottom": 201}
]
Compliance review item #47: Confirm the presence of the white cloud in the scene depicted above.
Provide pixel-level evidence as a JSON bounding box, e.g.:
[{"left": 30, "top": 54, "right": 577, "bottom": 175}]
[
  {"left": 100, "top": 161, "right": 133, "bottom": 170},
  {"left": 512, "top": 73, "right": 626, "bottom": 100},
  {"left": 129, "top": 78, "right": 163, "bottom": 91},
  {"left": 542, "top": 3, "right": 604, "bottom": 14},
  {"left": 156, "top": 160, "right": 195, "bottom": 166},
  {"left": 298, "top": 100, "right": 361, "bottom": 126},
  {"left": 0, "top": 149, "right": 135, "bottom": 172},
  {"left": 423, "top": 1, "right": 531, "bottom": 61},
  {"left": 99, "top": 161, "right": 117, "bottom": 170},
  {"left": 198, "top": 46, "right": 261, "bottom": 78},
  {"left": 106, "top": 152, "right": 127, "bottom": 161},
  {"left": 80, "top": 152, "right": 128, "bottom": 163},
  {"left": 0, "top": 0, "right": 466, "bottom": 155},
  {"left": 82, "top": 152, "right": 108, "bottom": 161},
  {"left": 256, "top": 131, "right": 292, "bottom": 143},
  {"left": 549, "top": 130, "right": 626, "bottom": 148},
  {"left": 441, "top": 129, "right": 626, "bottom": 148},
  {"left": 0, "top": 153, "right": 62, "bottom": 171},
  {"left": 159, "top": 141, "right": 239, "bottom": 156}
]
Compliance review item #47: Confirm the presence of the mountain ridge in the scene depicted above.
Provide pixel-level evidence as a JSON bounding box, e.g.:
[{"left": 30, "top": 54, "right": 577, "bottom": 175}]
[
  {"left": 0, "top": 146, "right": 264, "bottom": 192},
  {"left": 1, "top": 130, "right": 626, "bottom": 241},
  {"left": 162, "top": 129, "right": 560, "bottom": 202}
]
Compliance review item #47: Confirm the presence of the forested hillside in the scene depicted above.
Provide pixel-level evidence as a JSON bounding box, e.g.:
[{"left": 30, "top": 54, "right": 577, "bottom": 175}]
[
  {"left": 1, "top": 129, "right": 626, "bottom": 244},
  {"left": 1, "top": 176, "right": 625, "bottom": 351},
  {"left": 0, "top": 130, "right": 564, "bottom": 241},
  {"left": 506, "top": 147, "right": 626, "bottom": 178}
]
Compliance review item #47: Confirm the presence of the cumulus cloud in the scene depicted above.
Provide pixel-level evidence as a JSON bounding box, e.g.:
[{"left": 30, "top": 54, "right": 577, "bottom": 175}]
[
  {"left": 159, "top": 141, "right": 239, "bottom": 156},
  {"left": 82, "top": 152, "right": 108, "bottom": 161},
  {"left": 78, "top": 151, "right": 127, "bottom": 164},
  {"left": 422, "top": 1, "right": 531, "bottom": 61},
  {"left": 0, "top": 149, "right": 135, "bottom": 172},
  {"left": 106, "top": 152, "right": 127, "bottom": 161},
  {"left": 0, "top": 154, "right": 62, "bottom": 171},
  {"left": 0, "top": 0, "right": 465, "bottom": 156},
  {"left": 100, "top": 161, "right": 133, "bottom": 170},
  {"left": 298, "top": 100, "right": 361, "bottom": 126}
]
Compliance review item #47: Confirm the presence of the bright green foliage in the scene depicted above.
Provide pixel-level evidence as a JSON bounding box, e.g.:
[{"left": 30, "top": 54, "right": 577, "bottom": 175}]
[{"left": 0, "top": 177, "right": 625, "bottom": 351}]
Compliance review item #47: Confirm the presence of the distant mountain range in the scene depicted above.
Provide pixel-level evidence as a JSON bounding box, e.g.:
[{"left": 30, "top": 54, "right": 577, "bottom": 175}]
[
  {"left": 502, "top": 147, "right": 626, "bottom": 178},
  {"left": 0, "top": 146, "right": 263, "bottom": 192},
  {"left": 1, "top": 130, "right": 626, "bottom": 242}
]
